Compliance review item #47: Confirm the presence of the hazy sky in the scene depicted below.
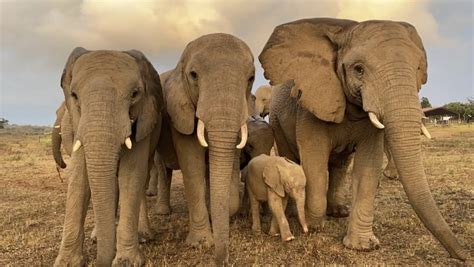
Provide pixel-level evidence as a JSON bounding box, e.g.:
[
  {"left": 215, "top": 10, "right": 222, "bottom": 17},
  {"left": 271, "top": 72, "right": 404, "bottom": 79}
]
[{"left": 1, "top": 0, "right": 472, "bottom": 125}]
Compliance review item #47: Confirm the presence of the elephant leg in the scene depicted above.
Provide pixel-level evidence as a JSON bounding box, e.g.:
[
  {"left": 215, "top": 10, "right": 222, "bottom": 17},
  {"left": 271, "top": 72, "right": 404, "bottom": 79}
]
[
  {"left": 138, "top": 154, "right": 155, "bottom": 243},
  {"left": 269, "top": 197, "right": 288, "bottom": 236},
  {"left": 248, "top": 187, "right": 261, "bottom": 234},
  {"left": 146, "top": 157, "right": 158, "bottom": 196},
  {"left": 268, "top": 193, "right": 293, "bottom": 242},
  {"left": 156, "top": 167, "right": 172, "bottom": 215},
  {"left": 113, "top": 140, "right": 150, "bottom": 266},
  {"left": 296, "top": 115, "right": 331, "bottom": 230},
  {"left": 383, "top": 142, "right": 399, "bottom": 179},
  {"left": 55, "top": 150, "right": 89, "bottom": 267},
  {"left": 327, "top": 154, "right": 352, "bottom": 218},
  {"left": 343, "top": 130, "right": 383, "bottom": 251},
  {"left": 172, "top": 130, "right": 213, "bottom": 247}
]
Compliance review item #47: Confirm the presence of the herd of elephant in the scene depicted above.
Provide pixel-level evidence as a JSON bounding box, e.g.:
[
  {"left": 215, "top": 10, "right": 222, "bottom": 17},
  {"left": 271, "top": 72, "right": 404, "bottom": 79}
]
[{"left": 50, "top": 18, "right": 468, "bottom": 266}]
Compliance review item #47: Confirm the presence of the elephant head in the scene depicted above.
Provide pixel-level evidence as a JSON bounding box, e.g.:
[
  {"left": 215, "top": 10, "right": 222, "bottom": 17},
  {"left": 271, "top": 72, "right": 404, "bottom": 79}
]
[
  {"left": 260, "top": 18, "right": 466, "bottom": 260},
  {"left": 240, "top": 116, "right": 274, "bottom": 169},
  {"left": 60, "top": 47, "right": 163, "bottom": 265},
  {"left": 255, "top": 85, "right": 272, "bottom": 118},
  {"left": 163, "top": 33, "right": 255, "bottom": 264}
]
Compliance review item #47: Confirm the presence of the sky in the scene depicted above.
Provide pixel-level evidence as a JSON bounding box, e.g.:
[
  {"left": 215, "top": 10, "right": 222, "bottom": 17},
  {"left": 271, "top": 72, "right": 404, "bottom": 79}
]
[{"left": 0, "top": 0, "right": 472, "bottom": 125}]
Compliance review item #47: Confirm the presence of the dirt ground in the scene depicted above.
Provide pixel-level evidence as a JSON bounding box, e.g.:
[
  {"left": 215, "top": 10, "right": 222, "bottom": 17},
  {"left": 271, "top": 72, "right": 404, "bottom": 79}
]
[{"left": 0, "top": 124, "right": 472, "bottom": 266}]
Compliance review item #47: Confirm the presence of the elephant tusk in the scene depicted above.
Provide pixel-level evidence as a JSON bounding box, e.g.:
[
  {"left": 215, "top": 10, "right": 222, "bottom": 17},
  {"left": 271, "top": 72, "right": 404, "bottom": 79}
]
[
  {"left": 236, "top": 124, "right": 248, "bottom": 149},
  {"left": 421, "top": 125, "right": 431, "bottom": 139},
  {"left": 368, "top": 112, "right": 385, "bottom": 129},
  {"left": 73, "top": 140, "right": 82, "bottom": 152},
  {"left": 125, "top": 137, "right": 132, "bottom": 149},
  {"left": 197, "top": 119, "right": 208, "bottom": 147},
  {"left": 54, "top": 125, "right": 61, "bottom": 129}
]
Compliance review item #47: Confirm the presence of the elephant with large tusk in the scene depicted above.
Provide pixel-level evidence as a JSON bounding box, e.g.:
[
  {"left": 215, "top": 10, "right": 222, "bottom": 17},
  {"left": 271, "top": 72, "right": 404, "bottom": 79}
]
[
  {"left": 260, "top": 18, "right": 467, "bottom": 260},
  {"left": 54, "top": 48, "right": 164, "bottom": 266},
  {"left": 153, "top": 33, "right": 255, "bottom": 265}
]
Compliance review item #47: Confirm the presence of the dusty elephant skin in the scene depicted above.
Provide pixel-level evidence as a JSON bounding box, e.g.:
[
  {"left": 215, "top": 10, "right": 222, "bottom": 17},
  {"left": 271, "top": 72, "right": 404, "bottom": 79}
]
[
  {"left": 244, "top": 154, "right": 308, "bottom": 241},
  {"left": 260, "top": 18, "right": 467, "bottom": 260},
  {"left": 54, "top": 47, "right": 163, "bottom": 266},
  {"left": 156, "top": 33, "right": 255, "bottom": 265}
]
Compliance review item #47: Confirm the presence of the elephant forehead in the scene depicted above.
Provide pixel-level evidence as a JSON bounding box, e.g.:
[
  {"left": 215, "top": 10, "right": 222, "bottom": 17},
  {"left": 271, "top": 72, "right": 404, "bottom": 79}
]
[{"left": 74, "top": 51, "right": 140, "bottom": 77}]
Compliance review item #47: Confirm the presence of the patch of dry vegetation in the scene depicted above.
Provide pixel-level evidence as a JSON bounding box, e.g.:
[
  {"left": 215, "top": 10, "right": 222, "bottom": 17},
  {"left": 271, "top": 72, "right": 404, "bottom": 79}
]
[{"left": 0, "top": 125, "right": 472, "bottom": 265}]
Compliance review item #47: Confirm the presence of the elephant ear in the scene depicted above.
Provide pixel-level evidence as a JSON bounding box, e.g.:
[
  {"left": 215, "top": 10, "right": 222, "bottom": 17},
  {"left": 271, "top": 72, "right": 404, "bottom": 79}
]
[
  {"left": 263, "top": 162, "right": 285, "bottom": 198},
  {"left": 124, "top": 50, "right": 164, "bottom": 142},
  {"left": 259, "top": 18, "right": 356, "bottom": 123},
  {"left": 163, "top": 65, "right": 196, "bottom": 135},
  {"left": 399, "top": 22, "right": 428, "bottom": 91},
  {"left": 247, "top": 94, "right": 257, "bottom": 117},
  {"left": 60, "top": 47, "right": 89, "bottom": 102}
]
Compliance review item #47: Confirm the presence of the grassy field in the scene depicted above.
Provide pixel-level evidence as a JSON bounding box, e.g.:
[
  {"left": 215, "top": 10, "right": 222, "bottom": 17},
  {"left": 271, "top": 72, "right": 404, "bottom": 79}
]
[{"left": 0, "top": 125, "right": 472, "bottom": 265}]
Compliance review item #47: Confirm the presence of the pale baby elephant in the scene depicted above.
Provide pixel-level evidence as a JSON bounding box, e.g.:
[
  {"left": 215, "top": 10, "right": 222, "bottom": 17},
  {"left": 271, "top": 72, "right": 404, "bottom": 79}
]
[{"left": 244, "top": 154, "right": 308, "bottom": 241}]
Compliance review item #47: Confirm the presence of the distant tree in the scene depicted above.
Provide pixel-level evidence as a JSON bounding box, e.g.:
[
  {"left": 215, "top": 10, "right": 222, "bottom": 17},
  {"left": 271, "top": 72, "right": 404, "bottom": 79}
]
[
  {"left": 420, "top": 97, "right": 432, "bottom": 108},
  {"left": 444, "top": 99, "right": 474, "bottom": 122}
]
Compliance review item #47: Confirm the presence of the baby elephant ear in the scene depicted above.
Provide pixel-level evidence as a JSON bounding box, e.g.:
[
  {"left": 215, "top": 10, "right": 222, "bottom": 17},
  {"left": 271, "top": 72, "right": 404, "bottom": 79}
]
[
  {"left": 263, "top": 163, "right": 285, "bottom": 198},
  {"left": 259, "top": 18, "right": 356, "bottom": 123},
  {"left": 124, "top": 50, "right": 163, "bottom": 142}
]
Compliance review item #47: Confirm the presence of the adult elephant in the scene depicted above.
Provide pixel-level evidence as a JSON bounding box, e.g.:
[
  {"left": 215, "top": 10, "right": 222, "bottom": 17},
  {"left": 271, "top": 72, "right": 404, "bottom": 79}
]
[
  {"left": 54, "top": 48, "right": 163, "bottom": 266},
  {"left": 259, "top": 18, "right": 467, "bottom": 260},
  {"left": 157, "top": 33, "right": 255, "bottom": 264}
]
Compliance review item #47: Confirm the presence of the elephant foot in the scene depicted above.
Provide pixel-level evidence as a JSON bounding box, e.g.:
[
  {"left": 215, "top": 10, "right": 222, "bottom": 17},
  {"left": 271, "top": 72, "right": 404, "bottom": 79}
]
[
  {"left": 343, "top": 232, "right": 380, "bottom": 251},
  {"left": 54, "top": 253, "right": 84, "bottom": 267},
  {"left": 185, "top": 229, "right": 214, "bottom": 248},
  {"left": 146, "top": 188, "right": 157, "bottom": 196},
  {"left": 383, "top": 168, "right": 399, "bottom": 180},
  {"left": 326, "top": 204, "right": 349, "bottom": 218},
  {"left": 138, "top": 229, "right": 155, "bottom": 244},
  {"left": 112, "top": 249, "right": 145, "bottom": 267},
  {"left": 155, "top": 203, "right": 171, "bottom": 215},
  {"left": 91, "top": 226, "right": 97, "bottom": 243},
  {"left": 282, "top": 233, "right": 295, "bottom": 242},
  {"left": 251, "top": 224, "right": 261, "bottom": 234},
  {"left": 307, "top": 216, "right": 325, "bottom": 232}
]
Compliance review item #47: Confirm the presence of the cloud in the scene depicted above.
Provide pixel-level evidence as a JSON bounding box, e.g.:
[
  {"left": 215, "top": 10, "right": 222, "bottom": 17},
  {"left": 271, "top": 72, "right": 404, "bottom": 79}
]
[{"left": 1, "top": 0, "right": 470, "bottom": 125}]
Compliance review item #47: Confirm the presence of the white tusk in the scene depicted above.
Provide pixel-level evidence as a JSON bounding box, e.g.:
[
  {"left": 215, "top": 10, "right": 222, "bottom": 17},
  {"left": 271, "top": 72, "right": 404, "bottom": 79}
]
[
  {"left": 125, "top": 137, "right": 132, "bottom": 149},
  {"left": 368, "top": 112, "right": 385, "bottom": 129},
  {"left": 73, "top": 140, "right": 82, "bottom": 152},
  {"left": 421, "top": 125, "right": 431, "bottom": 139},
  {"left": 54, "top": 125, "right": 61, "bottom": 129},
  {"left": 197, "top": 119, "right": 208, "bottom": 147},
  {"left": 236, "top": 124, "right": 248, "bottom": 149}
]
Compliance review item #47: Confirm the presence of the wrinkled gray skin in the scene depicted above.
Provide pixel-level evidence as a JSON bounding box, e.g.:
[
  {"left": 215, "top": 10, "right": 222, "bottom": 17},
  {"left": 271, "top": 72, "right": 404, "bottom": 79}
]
[
  {"left": 52, "top": 110, "right": 157, "bottom": 242},
  {"left": 146, "top": 114, "right": 275, "bottom": 217},
  {"left": 54, "top": 48, "right": 163, "bottom": 266},
  {"left": 244, "top": 154, "right": 308, "bottom": 242},
  {"left": 156, "top": 33, "right": 255, "bottom": 265},
  {"left": 260, "top": 18, "right": 467, "bottom": 260}
]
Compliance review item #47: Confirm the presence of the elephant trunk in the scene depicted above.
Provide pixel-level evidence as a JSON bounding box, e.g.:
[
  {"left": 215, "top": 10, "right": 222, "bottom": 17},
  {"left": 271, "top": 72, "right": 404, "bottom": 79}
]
[
  {"left": 383, "top": 80, "right": 467, "bottom": 260},
  {"left": 207, "top": 128, "right": 239, "bottom": 265},
  {"left": 295, "top": 196, "right": 308, "bottom": 233},
  {"left": 52, "top": 112, "right": 66, "bottom": 168},
  {"left": 82, "top": 99, "right": 121, "bottom": 266}
]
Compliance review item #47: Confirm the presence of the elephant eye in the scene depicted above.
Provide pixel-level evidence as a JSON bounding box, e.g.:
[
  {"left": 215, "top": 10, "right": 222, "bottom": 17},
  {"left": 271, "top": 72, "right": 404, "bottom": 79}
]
[
  {"left": 190, "top": 71, "right": 198, "bottom": 81},
  {"left": 131, "top": 89, "right": 139, "bottom": 99},
  {"left": 248, "top": 75, "right": 255, "bottom": 84},
  {"left": 71, "top": 92, "right": 78, "bottom": 101},
  {"left": 354, "top": 64, "right": 364, "bottom": 76}
]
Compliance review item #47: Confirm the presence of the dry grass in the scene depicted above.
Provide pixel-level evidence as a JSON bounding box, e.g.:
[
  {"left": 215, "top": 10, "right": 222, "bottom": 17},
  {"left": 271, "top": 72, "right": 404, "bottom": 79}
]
[{"left": 0, "top": 125, "right": 472, "bottom": 265}]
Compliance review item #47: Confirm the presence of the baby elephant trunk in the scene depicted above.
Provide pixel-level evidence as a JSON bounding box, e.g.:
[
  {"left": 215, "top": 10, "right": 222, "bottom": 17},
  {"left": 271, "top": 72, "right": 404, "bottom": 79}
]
[{"left": 295, "top": 195, "right": 308, "bottom": 233}]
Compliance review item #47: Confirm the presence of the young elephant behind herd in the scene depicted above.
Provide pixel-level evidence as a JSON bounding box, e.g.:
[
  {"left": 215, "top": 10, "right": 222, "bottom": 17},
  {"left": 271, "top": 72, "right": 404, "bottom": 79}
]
[{"left": 51, "top": 18, "right": 468, "bottom": 266}]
